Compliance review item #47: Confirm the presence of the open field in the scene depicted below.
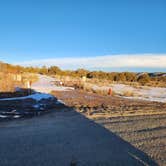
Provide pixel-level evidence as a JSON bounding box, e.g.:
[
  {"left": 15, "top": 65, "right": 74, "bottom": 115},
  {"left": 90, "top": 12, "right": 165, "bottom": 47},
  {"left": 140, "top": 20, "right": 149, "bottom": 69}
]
[{"left": 58, "top": 76, "right": 166, "bottom": 103}]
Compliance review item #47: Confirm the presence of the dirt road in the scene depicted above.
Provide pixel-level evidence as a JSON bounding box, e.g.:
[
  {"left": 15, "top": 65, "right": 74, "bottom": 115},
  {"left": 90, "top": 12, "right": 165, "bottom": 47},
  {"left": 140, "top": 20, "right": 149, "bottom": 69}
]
[
  {"left": 0, "top": 109, "right": 157, "bottom": 166},
  {"left": 0, "top": 75, "right": 157, "bottom": 166},
  {"left": 31, "top": 75, "right": 74, "bottom": 93}
]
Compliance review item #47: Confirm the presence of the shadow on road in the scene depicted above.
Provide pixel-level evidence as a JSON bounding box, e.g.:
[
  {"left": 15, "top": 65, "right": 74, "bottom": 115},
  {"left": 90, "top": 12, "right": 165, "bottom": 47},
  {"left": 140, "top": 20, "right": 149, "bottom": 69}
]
[
  {"left": 0, "top": 92, "right": 157, "bottom": 166},
  {"left": 0, "top": 88, "right": 34, "bottom": 99}
]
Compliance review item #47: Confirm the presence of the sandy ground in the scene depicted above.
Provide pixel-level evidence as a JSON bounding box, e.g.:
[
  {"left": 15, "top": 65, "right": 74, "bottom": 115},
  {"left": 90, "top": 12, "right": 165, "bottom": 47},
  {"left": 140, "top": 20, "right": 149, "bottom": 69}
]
[{"left": 0, "top": 110, "right": 157, "bottom": 166}]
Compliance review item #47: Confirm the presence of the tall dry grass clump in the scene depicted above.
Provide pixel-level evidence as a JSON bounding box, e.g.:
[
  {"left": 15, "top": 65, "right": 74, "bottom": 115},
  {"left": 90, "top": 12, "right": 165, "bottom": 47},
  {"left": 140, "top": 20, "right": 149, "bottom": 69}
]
[
  {"left": 0, "top": 72, "right": 38, "bottom": 92},
  {"left": 0, "top": 73, "right": 17, "bottom": 92},
  {"left": 122, "top": 90, "right": 135, "bottom": 97}
]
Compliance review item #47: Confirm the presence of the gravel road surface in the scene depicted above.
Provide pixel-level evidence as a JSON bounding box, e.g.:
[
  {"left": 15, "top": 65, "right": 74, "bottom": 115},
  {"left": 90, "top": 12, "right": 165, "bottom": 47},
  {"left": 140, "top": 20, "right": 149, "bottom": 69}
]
[{"left": 0, "top": 110, "right": 157, "bottom": 166}]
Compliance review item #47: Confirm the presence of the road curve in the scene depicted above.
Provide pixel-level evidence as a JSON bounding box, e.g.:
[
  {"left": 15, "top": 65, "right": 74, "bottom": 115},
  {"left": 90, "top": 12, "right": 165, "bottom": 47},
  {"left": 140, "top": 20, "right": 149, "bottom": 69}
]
[{"left": 31, "top": 74, "right": 74, "bottom": 93}]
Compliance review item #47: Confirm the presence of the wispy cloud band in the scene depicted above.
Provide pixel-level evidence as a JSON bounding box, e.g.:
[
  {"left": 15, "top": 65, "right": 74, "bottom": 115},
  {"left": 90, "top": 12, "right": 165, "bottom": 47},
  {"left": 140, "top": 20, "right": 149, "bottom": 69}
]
[{"left": 17, "top": 54, "right": 166, "bottom": 70}]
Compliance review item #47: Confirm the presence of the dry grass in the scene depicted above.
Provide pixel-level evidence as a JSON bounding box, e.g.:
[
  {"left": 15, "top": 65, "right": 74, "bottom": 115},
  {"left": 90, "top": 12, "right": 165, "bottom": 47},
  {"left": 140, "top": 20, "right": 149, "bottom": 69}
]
[
  {"left": 55, "top": 77, "right": 112, "bottom": 96},
  {"left": 89, "top": 111, "right": 166, "bottom": 119},
  {"left": 121, "top": 90, "right": 135, "bottom": 97},
  {"left": 0, "top": 73, "right": 21, "bottom": 92},
  {"left": 22, "top": 73, "right": 39, "bottom": 84},
  {"left": 0, "top": 72, "right": 38, "bottom": 92},
  {"left": 146, "top": 81, "right": 166, "bottom": 88},
  {"left": 57, "top": 75, "right": 166, "bottom": 89}
]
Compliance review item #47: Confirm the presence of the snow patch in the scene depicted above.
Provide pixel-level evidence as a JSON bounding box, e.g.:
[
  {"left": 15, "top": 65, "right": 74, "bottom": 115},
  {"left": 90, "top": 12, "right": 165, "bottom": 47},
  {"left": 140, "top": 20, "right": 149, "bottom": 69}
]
[
  {"left": 0, "top": 93, "right": 54, "bottom": 101},
  {"left": 13, "top": 115, "right": 21, "bottom": 118},
  {"left": 0, "top": 115, "right": 8, "bottom": 118},
  {"left": 56, "top": 100, "right": 65, "bottom": 105}
]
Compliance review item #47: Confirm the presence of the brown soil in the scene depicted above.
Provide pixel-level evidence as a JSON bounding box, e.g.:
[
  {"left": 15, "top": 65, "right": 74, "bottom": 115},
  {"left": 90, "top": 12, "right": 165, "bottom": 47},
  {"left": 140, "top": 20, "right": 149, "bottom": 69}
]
[
  {"left": 52, "top": 89, "right": 166, "bottom": 165},
  {"left": 52, "top": 90, "right": 166, "bottom": 117}
]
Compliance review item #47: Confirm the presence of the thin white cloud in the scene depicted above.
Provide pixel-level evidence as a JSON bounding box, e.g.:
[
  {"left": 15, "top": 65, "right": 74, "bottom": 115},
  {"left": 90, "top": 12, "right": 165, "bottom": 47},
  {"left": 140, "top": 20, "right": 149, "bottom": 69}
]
[{"left": 17, "top": 54, "right": 166, "bottom": 70}]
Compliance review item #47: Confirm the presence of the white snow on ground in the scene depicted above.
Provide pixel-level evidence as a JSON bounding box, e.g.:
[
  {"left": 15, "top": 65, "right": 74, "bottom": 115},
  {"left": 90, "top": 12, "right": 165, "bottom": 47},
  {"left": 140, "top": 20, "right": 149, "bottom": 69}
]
[
  {"left": 0, "top": 75, "right": 69, "bottom": 119},
  {"left": 0, "top": 93, "right": 54, "bottom": 101},
  {"left": 0, "top": 115, "right": 8, "bottom": 118},
  {"left": 56, "top": 99, "right": 65, "bottom": 105},
  {"left": 31, "top": 75, "right": 74, "bottom": 93},
  {"left": 13, "top": 115, "right": 21, "bottom": 118},
  {"left": 0, "top": 75, "right": 71, "bottom": 103},
  {"left": 0, "top": 74, "right": 165, "bottom": 103},
  {"left": 94, "top": 83, "right": 166, "bottom": 103},
  {"left": 111, "top": 84, "right": 166, "bottom": 103}
]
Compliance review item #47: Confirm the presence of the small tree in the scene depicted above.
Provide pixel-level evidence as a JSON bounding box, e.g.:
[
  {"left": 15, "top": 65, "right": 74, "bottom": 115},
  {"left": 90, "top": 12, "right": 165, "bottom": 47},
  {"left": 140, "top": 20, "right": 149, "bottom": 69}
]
[
  {"left": 39, "top": 66, "right": 48, "bottom": 75},
  {"left": 75, "top": 69, "right": 89, "bottom": 77},
  {"left": 48, "top": 66, "right": 61, "bottom": 75},
  {"left": 124, "top": 72, "right": 136, "bottom": 82},
  {"left": 137, "top": 73, "right": 150, "bottom": 85}
]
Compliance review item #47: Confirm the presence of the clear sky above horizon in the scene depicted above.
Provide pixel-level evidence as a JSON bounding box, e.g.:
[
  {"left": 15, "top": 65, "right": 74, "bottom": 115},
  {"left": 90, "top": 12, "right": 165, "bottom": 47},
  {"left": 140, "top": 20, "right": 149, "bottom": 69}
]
[{"left": 0, "top": 0, "right": 166, "bottom": 71}]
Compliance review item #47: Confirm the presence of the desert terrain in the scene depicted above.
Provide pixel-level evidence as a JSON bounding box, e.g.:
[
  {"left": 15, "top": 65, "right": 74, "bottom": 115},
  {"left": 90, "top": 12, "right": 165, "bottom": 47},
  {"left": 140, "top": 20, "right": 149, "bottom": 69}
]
[{"left": 0, "top": 75, "right": 165, "bottom": 165}]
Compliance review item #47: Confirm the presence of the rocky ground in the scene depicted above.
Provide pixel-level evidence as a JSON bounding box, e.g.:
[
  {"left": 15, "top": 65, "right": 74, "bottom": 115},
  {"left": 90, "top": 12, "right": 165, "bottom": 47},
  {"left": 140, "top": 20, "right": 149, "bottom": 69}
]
[
  {"left": 52, "top": 90, "right": 166, "bottom": 117},
  {"left": 52, "top": 89, "right": 166, "bottom": 166}
]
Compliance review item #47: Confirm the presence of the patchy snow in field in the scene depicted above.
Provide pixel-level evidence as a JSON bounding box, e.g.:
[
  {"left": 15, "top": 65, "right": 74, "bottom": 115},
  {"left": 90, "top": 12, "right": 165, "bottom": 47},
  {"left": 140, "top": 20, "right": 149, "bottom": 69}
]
[
  {"left": 112, "top": 84, "right": 166, "bottom": 103},
  {"left": 31, "top": 75, "right": 74, "bottom": 93},
  {"left": 92, "top": 83, "right": 166, "bottom": 103},
  {"left": 0, "top": 93, "right": 54, "bottom": 101}
]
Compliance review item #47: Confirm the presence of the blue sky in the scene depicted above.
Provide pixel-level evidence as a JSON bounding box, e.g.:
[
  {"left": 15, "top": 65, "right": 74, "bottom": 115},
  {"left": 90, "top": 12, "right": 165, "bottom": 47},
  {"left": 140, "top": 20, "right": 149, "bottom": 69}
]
[{"left": 0, "top": 0, "right": 166, "bottom": 71}]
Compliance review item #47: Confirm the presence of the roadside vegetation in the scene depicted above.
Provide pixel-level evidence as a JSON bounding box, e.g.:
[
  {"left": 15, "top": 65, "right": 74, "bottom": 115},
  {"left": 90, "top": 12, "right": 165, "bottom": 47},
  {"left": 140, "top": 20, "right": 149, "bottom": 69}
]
[
  {"left": 1, "top": 61, "right": 166, "bottom": 165},
  {"left": 0, "top": 62, "right": 38, "bottom": 92},
  {"left": 1, "top": 61, "right": 166, "bottom": 90}
]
